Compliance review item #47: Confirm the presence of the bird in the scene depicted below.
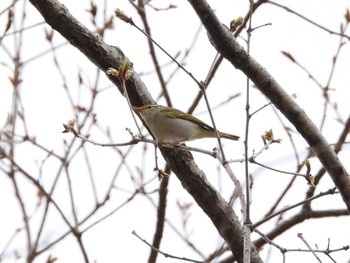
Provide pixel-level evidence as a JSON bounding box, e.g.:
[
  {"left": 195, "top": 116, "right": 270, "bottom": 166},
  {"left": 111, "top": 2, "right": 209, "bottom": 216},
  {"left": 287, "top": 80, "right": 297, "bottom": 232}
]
[{"left": 132, "top": 104, "right": 239, "bottom": 143}]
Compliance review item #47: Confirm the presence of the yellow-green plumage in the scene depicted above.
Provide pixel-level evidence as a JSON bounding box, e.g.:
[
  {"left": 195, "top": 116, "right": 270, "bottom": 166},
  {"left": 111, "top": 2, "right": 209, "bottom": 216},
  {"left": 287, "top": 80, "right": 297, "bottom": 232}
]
[{"left": 133, "top": 105, "right": 239, "bottom": 143}]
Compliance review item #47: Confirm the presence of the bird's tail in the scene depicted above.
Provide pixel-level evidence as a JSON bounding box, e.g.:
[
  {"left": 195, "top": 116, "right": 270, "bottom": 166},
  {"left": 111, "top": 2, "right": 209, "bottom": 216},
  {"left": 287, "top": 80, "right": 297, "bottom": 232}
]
[{"left": 219, "top": 132, "right": 240, "bottom": 141}]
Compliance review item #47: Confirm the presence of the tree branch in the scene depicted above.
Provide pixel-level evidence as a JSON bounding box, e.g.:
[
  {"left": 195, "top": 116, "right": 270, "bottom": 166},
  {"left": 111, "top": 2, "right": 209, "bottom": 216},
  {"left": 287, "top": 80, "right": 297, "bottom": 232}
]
[{"left": 187, "top": 0, "right": 350, "bottom": 211}]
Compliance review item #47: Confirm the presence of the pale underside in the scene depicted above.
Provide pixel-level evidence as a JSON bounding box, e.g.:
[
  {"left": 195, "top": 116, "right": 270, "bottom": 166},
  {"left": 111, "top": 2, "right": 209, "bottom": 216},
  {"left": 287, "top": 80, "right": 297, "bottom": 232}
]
[{"left": 144, "top": 113, "right": 204, "bottom": 142}]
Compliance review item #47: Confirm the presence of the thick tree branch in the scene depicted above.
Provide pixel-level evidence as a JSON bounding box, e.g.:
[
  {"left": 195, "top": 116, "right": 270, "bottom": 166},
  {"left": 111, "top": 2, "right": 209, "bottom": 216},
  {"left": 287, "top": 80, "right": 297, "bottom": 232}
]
[
  {"left": 28, "top": 0, "right": 262, "bottom": 262},
  {"left": 187, "top": 0, "right": 350, "bottom": 211}
]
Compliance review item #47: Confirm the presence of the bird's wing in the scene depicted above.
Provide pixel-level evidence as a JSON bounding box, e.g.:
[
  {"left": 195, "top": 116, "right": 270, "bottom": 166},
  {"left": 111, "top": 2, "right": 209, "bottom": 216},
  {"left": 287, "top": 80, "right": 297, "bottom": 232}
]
[{"left": 163, "top": 107, "right": 214, "bottom": 131}]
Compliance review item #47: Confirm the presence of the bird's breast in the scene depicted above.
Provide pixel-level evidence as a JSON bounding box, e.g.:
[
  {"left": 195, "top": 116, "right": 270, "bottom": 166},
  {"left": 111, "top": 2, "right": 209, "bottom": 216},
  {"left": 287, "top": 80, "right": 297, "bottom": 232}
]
[{"left": 143, "top": 113, "right": 198, "bottom": 142}]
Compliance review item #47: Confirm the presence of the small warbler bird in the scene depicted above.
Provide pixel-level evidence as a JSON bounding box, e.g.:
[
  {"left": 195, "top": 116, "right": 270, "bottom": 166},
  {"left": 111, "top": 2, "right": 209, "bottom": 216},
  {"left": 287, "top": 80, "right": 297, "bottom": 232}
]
[{"left": 133, "top": 104, "right": 240, "bottom": 143}]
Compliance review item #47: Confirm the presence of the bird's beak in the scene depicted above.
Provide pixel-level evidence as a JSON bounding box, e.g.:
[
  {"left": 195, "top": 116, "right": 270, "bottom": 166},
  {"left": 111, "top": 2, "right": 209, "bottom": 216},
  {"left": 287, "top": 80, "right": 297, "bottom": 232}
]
[{"left": 132, "top": 106, "right": 143, "bottom": 113}]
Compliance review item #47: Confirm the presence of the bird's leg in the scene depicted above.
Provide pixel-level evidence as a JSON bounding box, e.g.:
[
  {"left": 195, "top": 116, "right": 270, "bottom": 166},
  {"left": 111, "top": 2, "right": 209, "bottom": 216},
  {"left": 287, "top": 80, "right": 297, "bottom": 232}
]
[
  {"left": 157, "top": 140, "right": 180, "bottom": 152},
  {"left": 172, "top": 141, "right": 181, "bottom": 152},
  {"left": 157, "top": 141, "right": 163, "bottom": 148}
]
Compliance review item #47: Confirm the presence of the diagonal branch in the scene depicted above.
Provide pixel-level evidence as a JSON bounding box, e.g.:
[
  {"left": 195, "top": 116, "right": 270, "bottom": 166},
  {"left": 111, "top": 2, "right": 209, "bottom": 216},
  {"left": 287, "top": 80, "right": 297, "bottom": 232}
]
[{"left": 187, "top": 0, "right": 350, "bottom": 212}]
